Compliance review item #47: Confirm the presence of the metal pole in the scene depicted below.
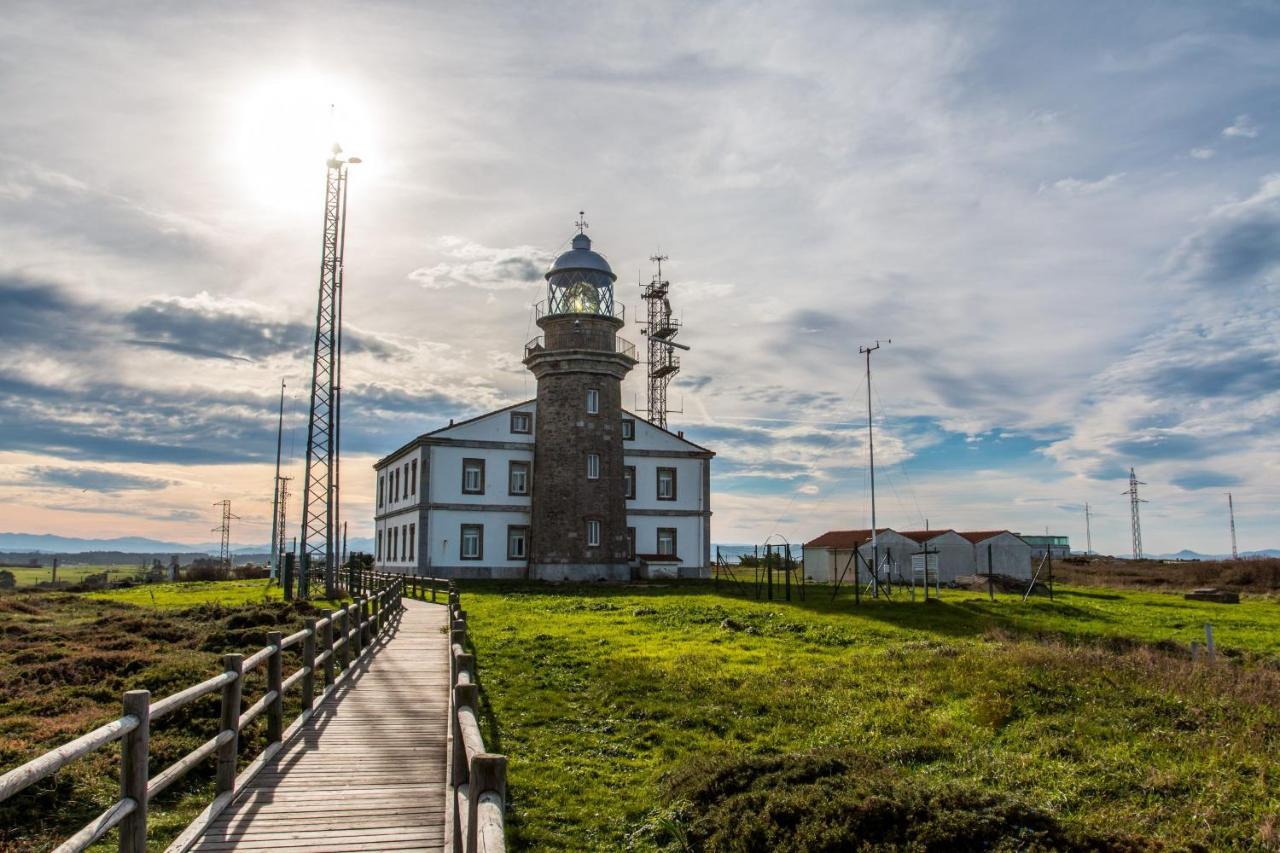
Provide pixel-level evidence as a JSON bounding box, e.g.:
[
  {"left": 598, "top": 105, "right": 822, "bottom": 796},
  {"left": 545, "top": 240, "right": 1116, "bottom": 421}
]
[
  {"left": 987, "top": 543, "right": 994, "bottom": 602},
  {"left": 269, "top": 380, "right": 285, "bottom": 581}
]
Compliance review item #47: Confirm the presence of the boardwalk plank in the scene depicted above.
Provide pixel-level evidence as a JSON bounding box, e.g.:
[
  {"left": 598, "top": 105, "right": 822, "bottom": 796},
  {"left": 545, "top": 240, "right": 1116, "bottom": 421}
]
[{"left": 189, "top": 598, "right": 448, "bottom": 852}]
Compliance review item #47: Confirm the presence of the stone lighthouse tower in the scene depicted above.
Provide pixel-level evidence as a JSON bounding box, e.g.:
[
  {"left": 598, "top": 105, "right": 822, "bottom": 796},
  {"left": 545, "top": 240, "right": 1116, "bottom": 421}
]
[{"left": 523, "top": 221, "right": 637, "bottom": 580}]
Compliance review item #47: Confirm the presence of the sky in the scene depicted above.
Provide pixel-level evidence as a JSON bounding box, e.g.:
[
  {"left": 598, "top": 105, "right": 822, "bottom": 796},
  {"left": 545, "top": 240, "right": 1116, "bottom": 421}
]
[{"left": 0, "top": 1, "right": 1277, "bottom": 555}]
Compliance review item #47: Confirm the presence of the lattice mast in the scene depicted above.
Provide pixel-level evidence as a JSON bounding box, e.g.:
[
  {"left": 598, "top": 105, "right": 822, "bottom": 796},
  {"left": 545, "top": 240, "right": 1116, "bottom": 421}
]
[
  {"left": 275, "top": 476, "right": 291, "bottom": 572},
  {"left": 212, "top": 500, "right": 238, "bottom": 577},
  {"left": 1227, "top": 492, "right": 1238, "bottom": 560},
  {"left": 639, "top": 254, "right": 687, "bottom": 429},
  {"left": 299, "top": 143, "right": 359, "bottom": 599},
  {"left": 1122, "top": 467, "right": 1147, "bottom": 559}
]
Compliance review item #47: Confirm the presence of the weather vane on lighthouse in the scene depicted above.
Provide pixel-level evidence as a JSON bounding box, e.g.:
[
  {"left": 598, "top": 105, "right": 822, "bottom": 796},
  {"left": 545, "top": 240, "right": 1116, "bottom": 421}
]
[{"left": 575, "top": 210, "right": 589, "bottom": 234}]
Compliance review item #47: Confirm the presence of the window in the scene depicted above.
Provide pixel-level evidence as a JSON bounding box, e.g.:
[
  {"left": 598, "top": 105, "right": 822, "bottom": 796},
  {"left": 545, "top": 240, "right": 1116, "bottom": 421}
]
[
  {"left": 586, "top": 519, "right": 601, "bottom": 547},
  {"left": 657, "top": 527, "right": 677, "bottom": 556},
  {"left": 390, "top": 526, "right": 399, "bottom": 562},
  {"left": 411, "top": 460, "right": 418, "bottom": 496},
  {"left": 621, "top": 418, "right": 635, "bottom": 440},
  {"left": 376, "top": 529, "right": 383, "bottom": 561},
  {"left": 586, "top": 453, "right": 600, "bottom": 480},
  {"left": 627, "top": 526, "right": 636, "bottom": 560},
  {"left": 462, "top": 458, "right": 485, "bottom": 494},
  {"left": 624, "top": 465, "right": 636, "bottom": 500},
  {"left": 378, "top": 476, "right": 384, "bottom": 508},
  {"left": 507, "top": 525, "right": 529, "bottom": 560},
  {"left": 392, "top": 469, "right": 399, "bottom": 502},
  {"left": 510, "top": 411, "right": 532, "bottom": 434},
  {"left": 657, "top": 467, "right": 677, "bottom": 500},
  {"left": 586, "top": 388, "right": 599, "bottom": 414},
  {"left": 508, "top": 460, "right": 530, "bottom": 496},
  {"left": 401, "top": 524, "right": 408, "bottom": 561},
  {"left": 408, "top": 523, "right": 416, "bottom": 562},
  {"left": 461, "top": 524, "right": 483, "bottom": 560}
]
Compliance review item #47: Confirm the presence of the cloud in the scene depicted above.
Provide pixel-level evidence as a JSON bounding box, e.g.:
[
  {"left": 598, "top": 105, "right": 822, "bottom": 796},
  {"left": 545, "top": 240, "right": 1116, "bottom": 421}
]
[
  {"left": 407, "top": 237, "right": 554, "bottom": 291},
  {"left": 1222, "top": 114, "right": 1259, "bottom": 139},
  {"left": 1170, "top": 470, "right": 1244, "bottom": 490},
  {"left": 1189, "top": 147, "right": 1215, "bottom": 159},
  {"left": 1171, "top": 174, "right": 1280, "bottom": 289},
  {"left": 1040, "top": 173, "right": 1125, "bottom": 196},
  {"left": 23, "top": 465, "right": 171, "bottom": 492}
]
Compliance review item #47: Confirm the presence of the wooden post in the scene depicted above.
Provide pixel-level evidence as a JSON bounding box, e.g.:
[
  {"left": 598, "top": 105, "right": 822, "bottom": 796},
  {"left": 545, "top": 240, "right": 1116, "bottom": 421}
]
[
  {"left": 453, "top": 684, "right": 478, "bottom": 782},
  {"left": 1205, "top": 623, "right": 1216, "bottom": 663},
  {"left": 301, "top": 619, "right": 317, "bottom": 712},
  {"left": 266, "top": 632, "right": 284, "bottom": 745},
  {"left": 467, "top": 754, "right": 507, "bottom": 853},
  {"left": 119, "top": 690, "right": 150, "bottom": 853},
  {"left": 350, "top": 601, "right": 363, "bottom": 658},
  {"left": 361, "top": 597, "right": 372, "bottom": 645},
  {"left": 432, "top": 578, "right": 437, "bottom": 603},
  {"left": 216, "top": 654, "right": 243, "bottom": 794},
  {"left": 337, "top": 608, "right": 350, "bottom": 672},
  {"left": 988, "top": 543, "right": 995, "bottom": 602},
  {"left": 1191, "top": 640, "right": 1201, "bottom": 663},
  {"left": 1047, "top": 546, "right": 1054, "bottom": 600},
  {"left": 320, "top": 610, "right": 335, "bottom": 687}
]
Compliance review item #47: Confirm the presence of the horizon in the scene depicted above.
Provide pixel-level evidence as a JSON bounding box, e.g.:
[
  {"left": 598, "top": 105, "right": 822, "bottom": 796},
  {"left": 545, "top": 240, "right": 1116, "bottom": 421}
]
[{"left": 1, "top": 3, "right": 1277, "bottom": 556}]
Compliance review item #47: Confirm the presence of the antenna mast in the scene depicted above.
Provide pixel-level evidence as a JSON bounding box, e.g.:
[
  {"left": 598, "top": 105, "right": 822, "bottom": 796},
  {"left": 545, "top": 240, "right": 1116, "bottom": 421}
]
[
  {"left": 1084, "top": 502, "right": 1093, "bottom": 555},
  {"left": 1122, "top": 467, "right": 1147, "bottom": 559},
  {"left": 859, "top": 340, "right": 890, "bottom": 574},
  {"left": 1227, "top": 492, "right": 1238, "bottom": 560},
  {"left": 269, "top": 380, "right": 286, "bottom": 580},
  {"left": 299, "top": 142, "right": 360, "bottom": 599},
  {"left": 639, "top": 253, "right": 688, "bottom": 429}
]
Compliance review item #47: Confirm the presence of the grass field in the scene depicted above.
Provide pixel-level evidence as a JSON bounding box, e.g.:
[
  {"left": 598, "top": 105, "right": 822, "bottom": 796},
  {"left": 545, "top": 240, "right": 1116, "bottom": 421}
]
[
  {"left": 459, "top": 581, "right": 1280, "bottom": 851},
  {"left": 0, "top": 581, "right": 347, "bottom": 852},
  {"left": 3, "top": 564, "right": 139, "bottom": 587}
]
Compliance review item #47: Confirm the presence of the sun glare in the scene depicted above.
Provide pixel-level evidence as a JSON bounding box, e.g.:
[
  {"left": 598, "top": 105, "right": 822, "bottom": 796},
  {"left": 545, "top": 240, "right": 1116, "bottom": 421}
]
[{"left": 232, "top": 72, "right": 376, "bottom": 210}]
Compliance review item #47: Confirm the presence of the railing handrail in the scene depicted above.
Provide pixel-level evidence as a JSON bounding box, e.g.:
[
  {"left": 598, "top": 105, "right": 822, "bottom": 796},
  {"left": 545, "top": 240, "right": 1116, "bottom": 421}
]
[
  {"left": 0, "top": 571, "right": 408, "bottom": 853},
  {"left": 524, "top": 332, "right": 637, "bottom": 362}
]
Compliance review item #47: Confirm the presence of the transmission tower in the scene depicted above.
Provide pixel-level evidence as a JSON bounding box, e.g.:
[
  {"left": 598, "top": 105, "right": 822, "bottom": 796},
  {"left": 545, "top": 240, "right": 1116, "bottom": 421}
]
[
  {"left": 212, "top": 500, "right": 239, "bottom": 578},
  {"left": 639, "top": 254, "right": 688, "bottom": 430},
  {"left": 275, "top": 476, "right": 292, "bottom": 574},
  {"left": 299, "top": 143, "right": 360, "bottom": 599},
  {"left": 1227, "top": 492, "right": 1238, "bottom": 560},
  {"left": 1084, "top": 502, "right": 1092, "bottom": 555},
  {"left": 1122, "top": 467, "right": 1147, "bottom": 559}
]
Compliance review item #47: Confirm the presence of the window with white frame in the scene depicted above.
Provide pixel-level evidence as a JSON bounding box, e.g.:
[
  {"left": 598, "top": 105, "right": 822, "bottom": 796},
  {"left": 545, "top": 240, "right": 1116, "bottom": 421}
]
[
  {"left": 586, "top": 453, "right": 600, "bottom": 480},
  {"left": 461, "top": 524, "right": 483, "bottom": 560},
  {"left": 657, "top": 527, "right": 677, "bottom": 556},
  {"left": 509, "top": 460, "right": 530, "bottom": 496},
  {"left": 621, "top": 418, "right": 635, "bottom": 440},
  {"left": 507, "top": 525, "right": 528, "bottom": 560},
  {"left": 462, "top": 458, "right": 485, "bottom": 494},
  {"left": 378, "top": 476, "right": 384, "bottom": 508},
  {"left": 586, "top": 519, "right": 601, "bottom": 547},
  {"left": 624, "top": 465, "right": 636, "bottom": 500},
  {"left": 657, "top": 467, "right": 677, "bottom": 500},
  {"left": 586, "top": 388, "right": 599, "bottom": 414},
  {"left": 510, "top": 411, "right": 532, "bottom": 434}
]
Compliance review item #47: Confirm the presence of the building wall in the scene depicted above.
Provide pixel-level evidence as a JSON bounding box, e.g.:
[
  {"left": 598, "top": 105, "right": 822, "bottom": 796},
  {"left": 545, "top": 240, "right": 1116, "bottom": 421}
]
[{"left": 971, "top": 533, "right": 1033, "bottom": 578}]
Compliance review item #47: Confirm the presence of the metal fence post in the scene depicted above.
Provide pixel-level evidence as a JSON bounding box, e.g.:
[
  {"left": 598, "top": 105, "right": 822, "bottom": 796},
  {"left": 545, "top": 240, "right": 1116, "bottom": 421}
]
[
  {"left": 216, "top": 654, "right": 243, "bottom": 795},
  {"left": 119, "top": 689, "right": 150, "bottom": 853}
]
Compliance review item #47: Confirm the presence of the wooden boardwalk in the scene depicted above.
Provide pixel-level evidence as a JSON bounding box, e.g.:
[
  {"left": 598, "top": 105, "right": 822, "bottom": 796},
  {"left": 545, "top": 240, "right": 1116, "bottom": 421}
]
[{"left": 190, "top": 598, "right": 449, "bottom": 852}]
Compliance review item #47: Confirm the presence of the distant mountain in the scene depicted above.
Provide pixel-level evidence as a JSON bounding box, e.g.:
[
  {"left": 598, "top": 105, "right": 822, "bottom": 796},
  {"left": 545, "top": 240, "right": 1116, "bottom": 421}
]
[
  {"left": 0, "top": 532, "right": 376, "bottom": 557},
  {"left": 1149, "top": 548, "right": 1280, "bottom": 561}
]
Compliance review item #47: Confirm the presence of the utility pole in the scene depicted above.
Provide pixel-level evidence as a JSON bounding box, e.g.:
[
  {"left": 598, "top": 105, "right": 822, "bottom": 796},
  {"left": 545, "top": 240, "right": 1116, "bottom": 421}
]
[
  {"left": 1227, "top": 493, "right": 1238, "bottom": 560},
  {"left": 275, "top": 476, "right": 291, "bottom": 576},
  {"left": 859, "top": 340, "right": 889, "bottom": 592},
  {"left": 299, "top": 143, "right": 360, "bottom": 600},
  {"left": 212, "top": 500, "right": 239, "bottom": 579},
  {"left": 1122, "top": 467, "right": 1147, "bottom": 560},
  {"left": 1084, "top": 502, "right": 1093, "bottom": 555},
  {"left": 269, "top": 380, "right": 286, "bottom": 580}
]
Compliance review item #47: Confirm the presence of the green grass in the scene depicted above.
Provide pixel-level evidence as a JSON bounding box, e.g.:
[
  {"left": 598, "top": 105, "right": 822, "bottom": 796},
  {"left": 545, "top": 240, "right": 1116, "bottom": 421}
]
[
  {"left": 4, "top": 564, "right": 139, "bottom": 587},
  {"left": 88, "top": 579, "right": 348, "bottom": 611},
  {"left": 459, "top": 581, "right": 1280, "bottom": 851}
]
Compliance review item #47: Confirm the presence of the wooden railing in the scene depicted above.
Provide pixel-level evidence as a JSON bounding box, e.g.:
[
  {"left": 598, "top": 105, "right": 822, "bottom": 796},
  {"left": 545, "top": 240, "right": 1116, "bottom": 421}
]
[
  {"left": 0, "top": 574, "right": 405, "bottom": 853},
  {"left": 447, "top": 587, "right": 508, "bottom": 853}
]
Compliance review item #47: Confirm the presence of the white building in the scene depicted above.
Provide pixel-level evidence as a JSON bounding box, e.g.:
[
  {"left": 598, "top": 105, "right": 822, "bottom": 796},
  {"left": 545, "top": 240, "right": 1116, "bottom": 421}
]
[
  {"left": 373, "top": 400, "right": 713, "bottom": 579},
  {"left": 959, "top": 531, "right": 1033, "bottom": 578}
]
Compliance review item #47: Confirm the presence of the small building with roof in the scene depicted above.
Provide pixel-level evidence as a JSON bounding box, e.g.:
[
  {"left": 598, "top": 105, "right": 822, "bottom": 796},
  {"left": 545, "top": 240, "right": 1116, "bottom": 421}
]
[
  {"left": 895, "top": 530, "right": 976, "bottom": 582},
  {"left": 957, "top": 531, "right": 1032, "bottom": 578},
  {"left": 802, "top": 528, "right": 917, "bottom": 583}
]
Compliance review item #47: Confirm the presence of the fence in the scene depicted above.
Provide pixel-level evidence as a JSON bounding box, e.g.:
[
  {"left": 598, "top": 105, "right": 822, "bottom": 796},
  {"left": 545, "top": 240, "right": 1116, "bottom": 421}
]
[{"left": 0, "top": 574, "right": 405, "bottom": 852}]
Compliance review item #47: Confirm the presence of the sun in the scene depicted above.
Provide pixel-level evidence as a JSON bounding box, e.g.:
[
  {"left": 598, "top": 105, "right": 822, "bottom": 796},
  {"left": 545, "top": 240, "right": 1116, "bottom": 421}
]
[{"left": 232, "top": 72, "right": 375, "bottom": 210}]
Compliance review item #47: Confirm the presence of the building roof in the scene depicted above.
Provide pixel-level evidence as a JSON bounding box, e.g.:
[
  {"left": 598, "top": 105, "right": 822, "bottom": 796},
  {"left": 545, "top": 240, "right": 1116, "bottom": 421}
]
[
  {"left": 803, "top": 529, "right": 894, "bottom": 549},
  {"left": 956, "top": 530, "right": 1016, "bottom": 544},
  {"left": 547, "top": 232, "right": 615, "bottom": 280},
  {"left": 896, "top": 529, "right": 957, "bottom": 543}
]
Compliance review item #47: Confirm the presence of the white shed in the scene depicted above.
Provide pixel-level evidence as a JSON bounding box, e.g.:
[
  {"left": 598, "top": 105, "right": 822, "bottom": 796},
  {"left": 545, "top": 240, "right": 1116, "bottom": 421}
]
[
  {"left": 896, "top": 530, "right": 976, "bottom": 582},
  {"left": 803, "top": 529, "right": 918, "bottom": 583},
  {"left": 959, "top": 531, "right": 1032, "bottom": 579}
]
